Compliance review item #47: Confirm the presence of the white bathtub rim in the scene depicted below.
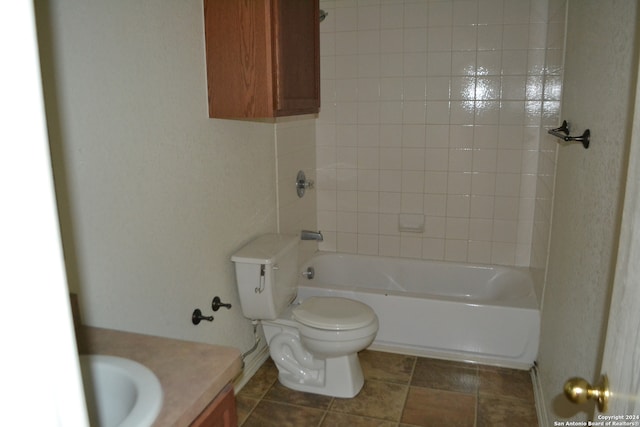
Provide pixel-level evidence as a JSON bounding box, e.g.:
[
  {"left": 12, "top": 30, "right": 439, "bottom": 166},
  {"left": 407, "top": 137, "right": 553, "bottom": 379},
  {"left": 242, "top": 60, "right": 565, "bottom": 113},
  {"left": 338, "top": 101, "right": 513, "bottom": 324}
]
[
  {"left": 302, "top": 251, "right": 539, "bottom": 310},
  {"left": 298, "top": 281, "right": 539, "bottom": 310},
  {"left": 305, "top": 251, "right": 535, "bottom": 279}
]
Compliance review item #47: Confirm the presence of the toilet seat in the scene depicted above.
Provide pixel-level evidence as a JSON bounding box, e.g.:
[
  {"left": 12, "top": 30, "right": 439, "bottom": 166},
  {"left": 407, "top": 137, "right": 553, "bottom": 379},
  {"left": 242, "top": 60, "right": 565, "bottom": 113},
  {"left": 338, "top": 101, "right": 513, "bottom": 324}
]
[{"left": 293, "top": 297, "right": 376, "bottom": 331}]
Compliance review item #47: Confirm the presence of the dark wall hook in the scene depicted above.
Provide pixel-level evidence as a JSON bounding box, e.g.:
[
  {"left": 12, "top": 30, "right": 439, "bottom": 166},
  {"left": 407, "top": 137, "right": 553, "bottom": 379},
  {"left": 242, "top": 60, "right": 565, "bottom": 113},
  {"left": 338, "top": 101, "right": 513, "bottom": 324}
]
[
  {"left": 212, "top": 296, "right": 232, "bottom": 311},
  {"left": 192, "top": 309, "right": 213, "bottom": 325},
  {"left": 548, "top": 120, "right": 590, "bottom": 149}
]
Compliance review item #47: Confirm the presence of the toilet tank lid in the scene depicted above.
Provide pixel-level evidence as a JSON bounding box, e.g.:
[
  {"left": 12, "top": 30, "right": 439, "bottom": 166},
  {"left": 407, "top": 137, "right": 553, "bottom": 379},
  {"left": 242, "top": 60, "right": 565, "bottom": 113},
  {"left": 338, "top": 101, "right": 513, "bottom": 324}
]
[{"left": 231, "top": 234, "right": 298, "bottom": 264}]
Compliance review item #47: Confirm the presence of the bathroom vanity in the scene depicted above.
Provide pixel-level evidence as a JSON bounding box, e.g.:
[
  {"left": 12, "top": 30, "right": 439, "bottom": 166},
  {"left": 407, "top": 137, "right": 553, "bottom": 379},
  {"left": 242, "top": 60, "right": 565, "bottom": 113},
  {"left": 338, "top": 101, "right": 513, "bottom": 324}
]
[{"left": 78, "top": 327, "right": 242, "bottom": 426}]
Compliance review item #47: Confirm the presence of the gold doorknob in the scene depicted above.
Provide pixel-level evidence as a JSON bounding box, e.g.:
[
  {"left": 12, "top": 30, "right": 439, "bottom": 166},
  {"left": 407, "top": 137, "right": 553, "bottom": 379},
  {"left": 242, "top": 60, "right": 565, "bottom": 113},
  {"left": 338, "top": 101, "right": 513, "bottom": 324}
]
[{"left": 563, "top": 374, "right": 609, "bottom": 412}]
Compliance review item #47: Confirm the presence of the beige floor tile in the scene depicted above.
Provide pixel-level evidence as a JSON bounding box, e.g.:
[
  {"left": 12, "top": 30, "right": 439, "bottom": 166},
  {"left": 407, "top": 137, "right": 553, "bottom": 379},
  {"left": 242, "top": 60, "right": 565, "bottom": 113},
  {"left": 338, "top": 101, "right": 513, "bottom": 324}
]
[
  {"left": 477, "top": 395, "right": 539, "bottom": 427},
  {"left": 241, "top": 400, "right": 325, "bottom": 427},
  {"left": 401, "top": 386, "right": 476, "bottom": 427},
  {"left": 263, "top": 381, "right": 334, "bottom": 410},
  {"left": 235, "top": 395, "right": 259, "bottom": 426},
  {"left": 321, "top": 411, "right": 398, "bottom": 427},
  {"left": 359, "top": 350, "right": 416, "bottom": 384},
  {"left": 237, "top": 359, "right": 279, "bottom": 399},
  {"left": 411, "top": 357, "right": 479, "bottom": 394},
  {"left": 478, "top": 366, "right": 535, "bottom": 402},
  {"left": 330, "top": 379, "right": 408, "bottom": 422}
]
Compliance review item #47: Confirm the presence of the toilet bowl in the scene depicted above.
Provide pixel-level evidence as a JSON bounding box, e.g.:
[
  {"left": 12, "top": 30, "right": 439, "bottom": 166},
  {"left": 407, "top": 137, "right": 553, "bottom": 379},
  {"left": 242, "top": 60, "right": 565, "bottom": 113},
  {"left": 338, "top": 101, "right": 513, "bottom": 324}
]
[
  {"left": 231, "top": 234, "right": 379, "bottom": 397},
  {"left": 293, "top": 297, "right": 379, "bottom": 358},
  {"left": 262, "top": 297, "right": 378, "bottom": 397}
]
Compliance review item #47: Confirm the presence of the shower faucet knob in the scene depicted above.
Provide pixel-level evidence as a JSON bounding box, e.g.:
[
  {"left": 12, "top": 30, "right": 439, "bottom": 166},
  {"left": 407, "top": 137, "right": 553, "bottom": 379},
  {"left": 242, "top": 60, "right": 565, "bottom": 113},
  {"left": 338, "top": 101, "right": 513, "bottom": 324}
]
[
  {"left": 296, "top": 170, "right": 314, "bottom": 198},
  {"left": 302, "top": 267, "right": 315, "bottom": 279}
]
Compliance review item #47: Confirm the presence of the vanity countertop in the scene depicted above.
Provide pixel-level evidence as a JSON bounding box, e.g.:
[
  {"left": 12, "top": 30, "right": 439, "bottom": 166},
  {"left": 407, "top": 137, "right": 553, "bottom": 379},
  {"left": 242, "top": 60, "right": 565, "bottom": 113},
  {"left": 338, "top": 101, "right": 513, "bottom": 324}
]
[{"left": 79, "top": 326, "right": 242, "bottom": 426}]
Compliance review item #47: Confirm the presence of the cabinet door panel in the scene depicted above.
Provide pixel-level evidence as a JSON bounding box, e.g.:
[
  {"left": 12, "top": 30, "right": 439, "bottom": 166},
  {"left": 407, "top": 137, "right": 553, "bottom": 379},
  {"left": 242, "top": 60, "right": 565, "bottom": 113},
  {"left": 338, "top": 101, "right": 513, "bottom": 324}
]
[
  {"left": 190, "top": 384, "right": 238, "bottom": 427},
  {"left": 272, "top": 0, "right": 320, "bottom": 115},
  {"left": 204, "top": 0, "right": 319, "bottom": 118},
  {"left": 205, "top": 0, "right": 274, "bottom": 118}
]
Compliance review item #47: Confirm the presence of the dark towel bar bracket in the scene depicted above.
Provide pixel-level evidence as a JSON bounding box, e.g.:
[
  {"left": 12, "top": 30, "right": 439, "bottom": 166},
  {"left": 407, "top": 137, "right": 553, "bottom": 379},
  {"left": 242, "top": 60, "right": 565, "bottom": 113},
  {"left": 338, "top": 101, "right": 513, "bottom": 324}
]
[{"left": 548, "top": 120, "right": 590, "bottom": 149}]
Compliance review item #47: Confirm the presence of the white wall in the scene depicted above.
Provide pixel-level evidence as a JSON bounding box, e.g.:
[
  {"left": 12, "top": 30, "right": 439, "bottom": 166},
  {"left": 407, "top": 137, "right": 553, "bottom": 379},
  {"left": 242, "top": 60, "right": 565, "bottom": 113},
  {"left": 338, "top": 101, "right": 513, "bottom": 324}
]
[
  {"left": 537, "top": 0, "right": 638, "bottom": 422},
  {"left": 36, "top": 0, "right": 311, "bottom": 358},
  {"left": 316, "top": 0, "right": 553, "bottom": 267}
]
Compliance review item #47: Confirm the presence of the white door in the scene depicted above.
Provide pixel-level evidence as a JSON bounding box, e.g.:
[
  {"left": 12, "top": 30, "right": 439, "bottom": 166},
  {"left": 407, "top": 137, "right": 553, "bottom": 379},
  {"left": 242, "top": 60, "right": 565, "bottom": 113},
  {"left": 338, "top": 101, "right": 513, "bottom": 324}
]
[
  {"left": 0, "top": 3, "right": 89, "bottom": 426},
  {"left": 584, "top": 53, "right": 640, "bottom": 418}
]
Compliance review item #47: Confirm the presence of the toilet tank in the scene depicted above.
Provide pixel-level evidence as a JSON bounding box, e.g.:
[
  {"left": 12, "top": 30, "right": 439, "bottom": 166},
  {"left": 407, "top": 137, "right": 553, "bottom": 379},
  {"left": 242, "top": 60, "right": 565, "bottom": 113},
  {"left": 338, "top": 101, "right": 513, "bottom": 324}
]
[{"left": 231, "top": 234, "right": 299, "bottom": 320}]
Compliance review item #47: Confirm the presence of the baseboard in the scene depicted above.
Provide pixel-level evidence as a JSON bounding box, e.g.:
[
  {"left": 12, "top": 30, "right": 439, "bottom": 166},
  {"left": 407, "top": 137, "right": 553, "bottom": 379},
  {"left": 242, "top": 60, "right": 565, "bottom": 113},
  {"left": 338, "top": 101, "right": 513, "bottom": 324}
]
[
  {"left": 531, "top": 363, "right": 549, "bottom": 427},
  {"left": 233, "top": 341, "right": 270, "bottom": 393}
]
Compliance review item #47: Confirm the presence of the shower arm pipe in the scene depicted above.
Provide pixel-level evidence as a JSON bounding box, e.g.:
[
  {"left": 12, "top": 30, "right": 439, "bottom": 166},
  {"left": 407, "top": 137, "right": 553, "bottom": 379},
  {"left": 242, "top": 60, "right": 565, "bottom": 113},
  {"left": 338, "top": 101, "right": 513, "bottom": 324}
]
[{"left": 548, "top": 120, "right": 590, "bottom": 149}]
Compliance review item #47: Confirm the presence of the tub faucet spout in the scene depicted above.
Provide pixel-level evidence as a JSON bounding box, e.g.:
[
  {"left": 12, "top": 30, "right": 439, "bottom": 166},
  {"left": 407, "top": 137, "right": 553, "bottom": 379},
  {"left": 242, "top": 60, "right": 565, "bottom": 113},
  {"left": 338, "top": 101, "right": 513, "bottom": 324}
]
[{"left": 301, "top": 230, "right": 323, "bottom": 241}]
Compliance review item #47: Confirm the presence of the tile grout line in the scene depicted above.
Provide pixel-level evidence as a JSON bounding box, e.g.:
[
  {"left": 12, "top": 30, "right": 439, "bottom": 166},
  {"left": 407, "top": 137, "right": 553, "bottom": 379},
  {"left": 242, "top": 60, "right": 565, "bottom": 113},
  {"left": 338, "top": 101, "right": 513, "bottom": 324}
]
[
  {"left": 397, "top": 355, "right": 419, "bottom": 425},
  {"left": 316, "top": 396, "right": 334, "bottom": 427},
  {"left": 475, "top": 366, "right": 480, "bottom": 427},
  {"left": 239, "top": 370, "right": 279, "bottom": 426},
  {"left": 238, "top": 395, "right": 259, "bottom": 426},
  {"left": 238, "top": 392, "right": 263, "bottom": 426}
]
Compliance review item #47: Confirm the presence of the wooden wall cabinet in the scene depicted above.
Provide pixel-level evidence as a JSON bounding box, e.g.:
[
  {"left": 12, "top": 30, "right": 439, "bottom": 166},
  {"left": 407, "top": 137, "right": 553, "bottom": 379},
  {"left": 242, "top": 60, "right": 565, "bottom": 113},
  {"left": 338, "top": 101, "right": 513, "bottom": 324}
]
[
  {"left": 190, "top": 384, "right": 238, "bottom": 427},
  {"left": 204, "top": 0, "right": 320, "bottom": 119}
]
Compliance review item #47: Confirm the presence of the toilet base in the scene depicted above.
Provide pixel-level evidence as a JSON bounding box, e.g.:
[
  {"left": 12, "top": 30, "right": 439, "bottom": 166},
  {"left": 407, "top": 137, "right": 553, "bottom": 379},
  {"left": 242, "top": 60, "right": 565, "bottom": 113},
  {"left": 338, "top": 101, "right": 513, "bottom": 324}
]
[{"left": 277, "top": 353, "right": 364, "bottom": 398}]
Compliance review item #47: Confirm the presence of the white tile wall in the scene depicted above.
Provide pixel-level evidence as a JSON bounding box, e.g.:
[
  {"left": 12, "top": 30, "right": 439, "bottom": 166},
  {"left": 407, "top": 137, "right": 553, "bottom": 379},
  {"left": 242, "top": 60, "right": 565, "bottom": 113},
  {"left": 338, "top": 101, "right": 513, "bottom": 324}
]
[
  {"left": 316, "top": 0, "right": 559, "bottom": 267},
  {"left": 276, "top": 117, "right": 318, "bottom": 264}
]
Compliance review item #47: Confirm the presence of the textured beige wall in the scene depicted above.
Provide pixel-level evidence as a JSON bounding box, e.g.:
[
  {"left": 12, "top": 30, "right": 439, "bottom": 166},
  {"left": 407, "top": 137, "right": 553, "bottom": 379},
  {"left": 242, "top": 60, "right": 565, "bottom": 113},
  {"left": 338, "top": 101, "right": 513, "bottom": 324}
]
[
  {"left": 37, "top": 0, "right": 282, "bottom": 356},
  {"left": 538, "top": 0, "right": 638, "bottom": 422},
  {"left": 529, "top": 0, "right": 564, "bottom": 305}
]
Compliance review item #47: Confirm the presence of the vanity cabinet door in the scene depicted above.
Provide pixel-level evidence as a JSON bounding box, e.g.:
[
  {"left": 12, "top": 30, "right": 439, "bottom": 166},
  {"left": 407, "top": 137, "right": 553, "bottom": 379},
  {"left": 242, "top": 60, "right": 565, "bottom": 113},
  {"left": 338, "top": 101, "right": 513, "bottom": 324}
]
[
  {"left": 204, "top": 0, "right": 320, "bottom": 119},
  {"left": 190, "top": 384, "right": 237, "bottom": 427}
]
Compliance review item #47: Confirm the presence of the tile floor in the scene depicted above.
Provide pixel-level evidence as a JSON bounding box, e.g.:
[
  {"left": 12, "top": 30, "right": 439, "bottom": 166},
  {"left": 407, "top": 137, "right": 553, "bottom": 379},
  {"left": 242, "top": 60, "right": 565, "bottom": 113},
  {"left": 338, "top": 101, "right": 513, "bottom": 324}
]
[{"left": 236, "top": 350, "right": 538, "bottom": 427}]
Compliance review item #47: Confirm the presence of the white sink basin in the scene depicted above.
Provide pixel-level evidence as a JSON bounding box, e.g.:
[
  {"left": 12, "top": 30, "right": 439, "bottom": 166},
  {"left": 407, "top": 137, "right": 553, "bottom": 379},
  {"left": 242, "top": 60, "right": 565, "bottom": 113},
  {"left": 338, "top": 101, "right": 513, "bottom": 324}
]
[{"left": 79, "top": 355, "right": 163, "bottom": 427}]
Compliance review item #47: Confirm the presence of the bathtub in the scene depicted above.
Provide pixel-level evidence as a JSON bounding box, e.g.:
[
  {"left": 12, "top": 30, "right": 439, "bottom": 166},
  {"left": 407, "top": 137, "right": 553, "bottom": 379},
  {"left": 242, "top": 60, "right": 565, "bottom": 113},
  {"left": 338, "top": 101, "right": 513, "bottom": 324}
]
[{"left": 295, "top": 252, "right": 540, "bottom": 370}]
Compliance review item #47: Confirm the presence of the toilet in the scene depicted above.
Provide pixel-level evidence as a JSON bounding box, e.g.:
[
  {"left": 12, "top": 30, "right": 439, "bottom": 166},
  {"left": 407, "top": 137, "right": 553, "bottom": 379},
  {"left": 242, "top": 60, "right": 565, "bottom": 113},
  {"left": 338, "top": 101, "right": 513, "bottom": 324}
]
[{"left": 232, "top": 234, "right": 378, "bottom": 398}]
